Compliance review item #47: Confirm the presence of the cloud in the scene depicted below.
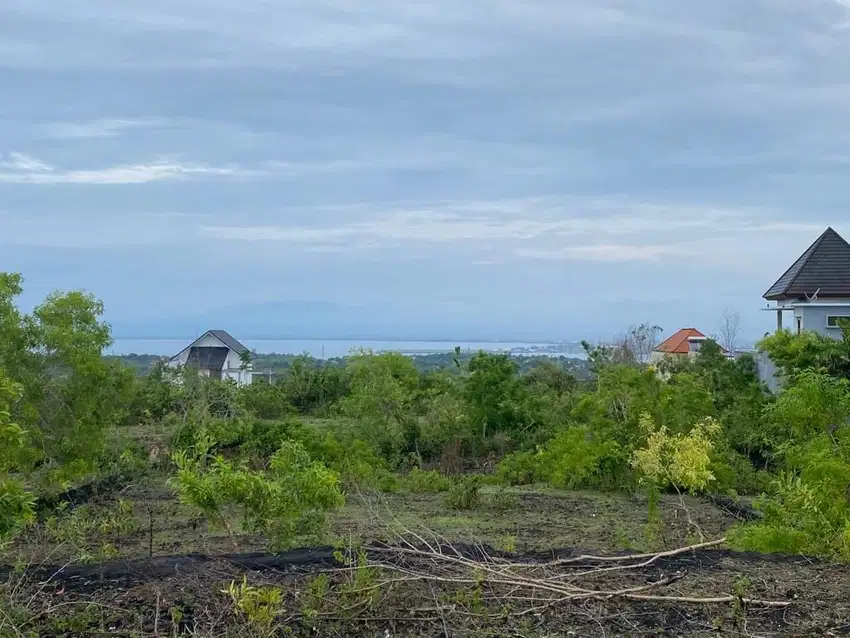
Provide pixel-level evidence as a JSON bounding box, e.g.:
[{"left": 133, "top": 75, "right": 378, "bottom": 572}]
[
  {"left": 514, "top": 244, "right": 691, "bottom": 262},
  {"left": 38, "top": 118, "right": 165, "bottom": 139},
  {"left": 0, "top": 153, "right": 52, "bottom": 172},
  {"left": 0, "top": 154, "right": 252, "bottom": 184},
  {"left": 4, "top": 0, "right": 850, "bottom": 340},
  {"left": 198, "top": 197, "right": 826, "bottom": 264}
]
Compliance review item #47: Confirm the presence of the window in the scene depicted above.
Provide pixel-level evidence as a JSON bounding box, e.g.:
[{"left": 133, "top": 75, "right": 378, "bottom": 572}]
[{"left": 826, "top": 315, "right": 850, "bottom": 328}]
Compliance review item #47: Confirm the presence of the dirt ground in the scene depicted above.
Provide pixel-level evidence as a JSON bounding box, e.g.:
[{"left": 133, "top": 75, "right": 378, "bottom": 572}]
[
  {"left": 3, "top": 473, "right": 847, "bottom": 636},
  {"left": 14, "top": 473, "right": 741, "bottom": 564},
  {"left": 4, "top": 541, "right": 850, "bottom": 636}
]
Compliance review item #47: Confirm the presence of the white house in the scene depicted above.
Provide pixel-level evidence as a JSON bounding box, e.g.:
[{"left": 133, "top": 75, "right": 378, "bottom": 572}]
[
  {"left": 167, "top": 330, "right": 253, "bottom": 386},
  {"left": 764, "top": 227, "right": 850, "bottom": 338}
]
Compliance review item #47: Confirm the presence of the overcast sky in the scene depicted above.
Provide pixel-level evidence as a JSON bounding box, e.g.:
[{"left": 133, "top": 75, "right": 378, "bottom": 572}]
[{"left": 3, "top": 0, "right": 850, "bottom": 341}]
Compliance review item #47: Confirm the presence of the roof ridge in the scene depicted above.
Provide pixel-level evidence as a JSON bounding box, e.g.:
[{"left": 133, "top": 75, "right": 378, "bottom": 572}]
[
  {"left": 781, "top": 228, "right": 832, "bottom": 296},
  {"left": 763, "top": 228, "right": 838, "bottom": 299}
]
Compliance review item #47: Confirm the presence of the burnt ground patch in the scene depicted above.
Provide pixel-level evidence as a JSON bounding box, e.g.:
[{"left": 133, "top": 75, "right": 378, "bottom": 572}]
[{"left": 3, "top": 544, "right": 849, "bottom": 637}]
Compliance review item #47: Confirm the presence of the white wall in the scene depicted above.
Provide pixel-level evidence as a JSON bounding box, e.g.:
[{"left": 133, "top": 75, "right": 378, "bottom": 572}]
[
  {"left": 222, "top": 348, "right": 252, "bottom": 385},
  {"left": 166, "top": 332, "right": 253, "bottom": 386}
]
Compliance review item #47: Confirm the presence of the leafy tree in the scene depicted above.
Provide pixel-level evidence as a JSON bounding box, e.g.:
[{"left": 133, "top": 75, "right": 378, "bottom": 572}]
[
  {"left": 0, "top": 371, "right": 36, "bottom": 545},
  {"left": 338, "top": 351, "right": 421, "bottom": 462},
  {"left": 758, "top": 329, "right": 850, "bottom": 381},
  {"left": 464, "top": 352, "right": 527, "bottom": 440},
  {"left": 572, "top": 364, "right": 662, "bottom": 447},
  {"left": 0, "top": 272, "right": 134, "bottom": 474}
]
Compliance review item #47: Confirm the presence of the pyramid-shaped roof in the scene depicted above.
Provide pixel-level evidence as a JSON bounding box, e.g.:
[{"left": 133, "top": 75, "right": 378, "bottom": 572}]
[{"left": 764, "top": 227, "right": 850, "bottom": 301}]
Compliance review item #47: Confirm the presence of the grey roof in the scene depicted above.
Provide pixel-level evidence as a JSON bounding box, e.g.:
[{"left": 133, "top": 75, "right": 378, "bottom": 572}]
[
  {"left": 186, "top": 346, "right": 229, "bottom": 371},
  {"left": 207, "top": 330, "right": 249, "bottom": 354},
  {"left": 764, "top": 227, "right": 850, "bottom": 301}
]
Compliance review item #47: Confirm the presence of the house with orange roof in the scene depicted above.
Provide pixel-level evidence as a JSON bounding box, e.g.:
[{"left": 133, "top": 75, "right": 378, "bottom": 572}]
[{"left": 650, "top": 328, "right": 725, "bottom": 364}]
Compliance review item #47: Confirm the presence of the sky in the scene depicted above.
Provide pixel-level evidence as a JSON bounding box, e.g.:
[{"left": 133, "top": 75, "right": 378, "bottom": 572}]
[{"left": 3, "top": 0, "right": 850, "bottom": 342}]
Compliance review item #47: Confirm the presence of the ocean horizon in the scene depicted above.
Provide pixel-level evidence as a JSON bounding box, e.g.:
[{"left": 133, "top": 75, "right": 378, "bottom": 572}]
[{"left": 108, "top": 338, "right": 587, "bottom": 359}]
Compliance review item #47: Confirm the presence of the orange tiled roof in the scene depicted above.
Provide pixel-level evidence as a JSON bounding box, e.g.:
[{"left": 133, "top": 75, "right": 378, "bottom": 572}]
[{"left": 654, "top": 328, "right": 707, "bottom": 354}]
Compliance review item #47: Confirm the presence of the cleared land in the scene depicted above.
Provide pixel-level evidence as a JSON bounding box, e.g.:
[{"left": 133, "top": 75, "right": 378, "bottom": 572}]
[{"left": 3, "top": 467, "right": 849, "bottom": 637}]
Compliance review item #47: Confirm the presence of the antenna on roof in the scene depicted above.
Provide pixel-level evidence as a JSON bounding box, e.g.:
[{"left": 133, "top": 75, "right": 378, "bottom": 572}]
[{"left": 804, "top": 288, "right": 821, "bottom": 302}]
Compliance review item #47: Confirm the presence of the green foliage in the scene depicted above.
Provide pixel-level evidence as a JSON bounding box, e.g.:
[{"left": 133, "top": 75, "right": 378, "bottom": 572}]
[
  {"left": 404, "top": 467, "right": 452, "bottom": 493},
  {"left": 758, "top": 328, "right": 850, "bottom": 381},
  {"left": 417, "top": 385, "right": 471, "bottom": 462},
  {"left": 280, "top": 355, "right": 349, "bottom": 415},
  {"left": 0, "top": 273, "right": 135, "bottom": 471},
  {"left": 534, "top": 426, "right": 625, "bottom": 490},
  {"left": 631, "top": 413, "right": 720, "bottom": 495},
  {"left": 338, "top": 351, "right": 421, "bottom": 464},
  {"left": 171, "top": 437, "right": 344, "bottom": 550},
  {"left": 465, "top": 352, "right": 528, "bottom": 440},
  {"left": 0, "top": 371, "right": 35, "bottom": 546},
  {"left": 764, "top": 371, "right": 850, "bottom": 443},
  {"left": 237, "top": 380, "right": 295, "bottom": 420},
  {"left": 572, "top": 364, "right": 662, "bottom": 448},
  {"left": 444, "top": 475, "right": 482, "bottom": 510},
  {"left": 497, "top": 426, "right": 626, "bottom": 490},
  {"left": 729, "top": 430, "right": 850, "bottom": 559},
  {"left": 223, "top": 576, "right": 283, "bottom": 636}
]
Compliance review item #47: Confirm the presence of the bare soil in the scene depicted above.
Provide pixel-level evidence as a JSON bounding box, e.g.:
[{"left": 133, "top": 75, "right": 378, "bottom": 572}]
[{"left": 3, "top": 474, "right": 847, "bottom": 636}]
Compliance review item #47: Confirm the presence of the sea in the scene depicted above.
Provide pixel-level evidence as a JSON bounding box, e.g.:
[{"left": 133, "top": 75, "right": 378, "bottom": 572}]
[{"left": 108, "top": 339, "right": 587, "bottom": 359}]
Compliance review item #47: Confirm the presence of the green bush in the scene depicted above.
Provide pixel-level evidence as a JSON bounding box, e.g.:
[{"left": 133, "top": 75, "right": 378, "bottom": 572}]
[
  {"left": 496, "top": 426, "right": 626, "bottom": 491},
  {"left": 444, "top": 475, "right": 481, "bottom": 510},
  {"left": 495, "top": 450, "right": 537, "bottom": 486},
  {"left": 238, "top": 381, "right": 295, "bottom": 420},
  {"left": 536, "top": 426, "right": 625, "bottom": 490},
  {"left": 404, "top": 468, "right": 451, "bottom": 494},
  {"left": 709, "top": 445, "right": 771, "bottom": 496},
  {"left": 171, "top": 416, "right": 252, "bottom": 453},
  {"left": 729, "top": 432, "right": 850, "bottom": 559},
  {"left": 484, "top": 487, "right": 520, "bottom": 511},
  {"left": 171, "top": 439, "right": 345, "bottom": 551},
  {"left": 241, "top": 419, "right": 301, "bottom": 460}
]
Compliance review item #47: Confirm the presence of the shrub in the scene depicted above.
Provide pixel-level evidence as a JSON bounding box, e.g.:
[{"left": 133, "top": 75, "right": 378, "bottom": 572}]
[
  {"left": 709, "top": 445, "right": 772, "bottom": 496},
  {"left": 631, "top": 413, "right": 720, "bottom": 495},
  {"left": 171, "top": 416, "right": 252, "bottom": 453},
  {"left": 535, "top": 426, "right": 625, "bottom": 490},
  {"left": 238, "top": 381, "right": 295, "bottom": 420},
  {"left": 484, "top": 487, "right": 520, "bottom": 511},
  {"left": 405, "top": 468, "right": 451, "bottom": 494},
  {"left": 728, "top": 432, "right": 850, "bottom": 559},
  {"left": 171, "top": 438, "right": 344, "bottom": 550},
  {"left": 495, "top": 450, "right": 537, "bottom": 486},
  {"left": 496, "top": 426, "right": 626, "bottom": 491},
  {"left": 241, "top": 419, "right": 301, "bottom": 460},
  {"left": 444, "top": 475, "right": 481, "bottom": 510}
]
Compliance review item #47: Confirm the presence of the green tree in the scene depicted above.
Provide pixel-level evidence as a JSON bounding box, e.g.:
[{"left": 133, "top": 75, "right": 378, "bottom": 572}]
[
  {"left": 465, "top": 352, "right": 527, "bottom": 440},
  {"left": 0, "top": 273, "right": 134, "bottom": 473},
  {"left": 0, "top": 371, "right": 36, "bottom": 545},
  {"left": 338, "top": 351, "right": 421, "bottom": 462},
  {"left": 758, "top": 329, "right": 850, "bottom": 381}
]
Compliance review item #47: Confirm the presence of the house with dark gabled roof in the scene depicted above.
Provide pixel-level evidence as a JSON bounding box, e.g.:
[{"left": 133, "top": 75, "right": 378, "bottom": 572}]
[
  {"left": 764, "top": 227, "right": 850, "bottom": 338},
  {"left": 167, "top": 329, "right": 253, "bottom": 385}
]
